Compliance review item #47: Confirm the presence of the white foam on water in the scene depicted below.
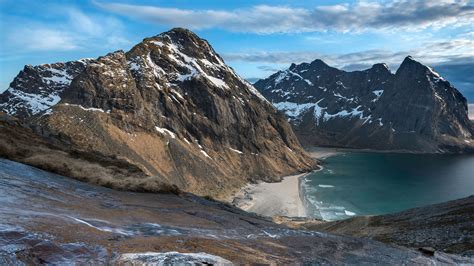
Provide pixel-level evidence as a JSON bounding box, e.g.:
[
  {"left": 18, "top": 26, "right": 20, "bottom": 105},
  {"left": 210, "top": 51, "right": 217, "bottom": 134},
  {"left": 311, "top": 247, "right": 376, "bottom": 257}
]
[
  {"left": 319, "top": 206, "right": 345, "bottom": 211},
  {"left": 318, "top": 184, "right": 335, "bottom": 188},
  {"left": 300, "top": 168, "right": 358, "bottom": 221},
  {"left": 345, "top": 210, "right": 356, "bottom": 216}
]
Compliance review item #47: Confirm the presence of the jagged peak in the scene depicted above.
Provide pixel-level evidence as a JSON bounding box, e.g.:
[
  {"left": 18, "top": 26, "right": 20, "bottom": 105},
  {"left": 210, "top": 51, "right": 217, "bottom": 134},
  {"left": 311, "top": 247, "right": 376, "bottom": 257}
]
[
  {"left": 21, "top": 58, "right": 91, "bottom": 72},
  {"left": 371, "top": 63, "right": 390, "bottom": 71},
  {"left": 132, "top": 28, "right": 220, "bottom": 64},
  {"left": 166, "top": 27, "right": 198, "bottom": 36},
  {"left": 274, "top": 59, "right": 331, "bottom": 74},
  {"left": 397, "top": 56, "right": 445, "bottom": 81},
  {"left": 398, "top": 55, "right": 426, "bottom": 70},
  {"left": 310, "top": 59, "right": 330, "bottom": 68},
  {"left": 151, "top": 27, "right": 204, "bottom": 46},
  {"left": 98, "top": 50, "right": 125, "bottom": 59},
  {"left": 156, "top": 27, "right": 195, "bottom": 36}
]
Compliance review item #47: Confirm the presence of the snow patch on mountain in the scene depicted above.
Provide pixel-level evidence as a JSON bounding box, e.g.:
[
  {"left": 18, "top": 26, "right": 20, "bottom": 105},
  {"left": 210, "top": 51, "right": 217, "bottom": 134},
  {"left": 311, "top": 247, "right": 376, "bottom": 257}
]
[
  {"left": 151, "top": 38, "right": 230, "bottom": 90},
  {"left": 155, "top": 126, "right": 177, "bottom": 138},
  {"left": 1, "top": 89, "right": 61, "bottom": 115},
  {"left": 274, "top": 101, "right": 320, "bottom": 119},
  {"left": 0, "top": 61, "right": 92, "bottom": 116},
  {"left": 372, "top": 90, "right": 384, "bottom": 102},
  {"left": 43, "top": 68, "right": 73, "bottom": 85},
  {"left": 229, "top": 147, "right": 243, "bottom": 154},
  {"left": 427, "top": 66, "right": 446, "bottom": 82},
  {"left": 323, "top": 105, "right": 367, "bottom": 122}
]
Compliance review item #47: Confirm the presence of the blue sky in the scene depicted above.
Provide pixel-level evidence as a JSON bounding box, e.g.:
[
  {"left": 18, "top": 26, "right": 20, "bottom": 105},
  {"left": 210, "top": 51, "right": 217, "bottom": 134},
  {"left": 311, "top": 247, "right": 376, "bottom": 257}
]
[{"left": 1, "top": 0, "right": 473, "bottom": 107}]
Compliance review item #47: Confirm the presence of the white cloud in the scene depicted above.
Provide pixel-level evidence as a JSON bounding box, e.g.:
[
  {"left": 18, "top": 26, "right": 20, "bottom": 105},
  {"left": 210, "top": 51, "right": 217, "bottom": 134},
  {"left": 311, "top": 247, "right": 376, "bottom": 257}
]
[
  {"left": 8, "top": 28, "right": 78, "bottom": 51},
  {"left": 68, "top": 9, "right": 103, "bottom": 36},
  {"left": 96, "top": 0, "right": 474, "bottom": 34},
  {"left": 5, "top": 8, "right": 130, "bottom": 52},
  {"left": 222, "top": 38, "right": 474, "bottom": 71}
]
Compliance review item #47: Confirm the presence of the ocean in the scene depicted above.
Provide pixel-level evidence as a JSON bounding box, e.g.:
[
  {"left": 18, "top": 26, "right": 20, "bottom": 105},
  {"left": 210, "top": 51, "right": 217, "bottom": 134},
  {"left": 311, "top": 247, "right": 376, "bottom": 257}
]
[{"left": 301, "top": 152, "right": 474, "bottom": 221}]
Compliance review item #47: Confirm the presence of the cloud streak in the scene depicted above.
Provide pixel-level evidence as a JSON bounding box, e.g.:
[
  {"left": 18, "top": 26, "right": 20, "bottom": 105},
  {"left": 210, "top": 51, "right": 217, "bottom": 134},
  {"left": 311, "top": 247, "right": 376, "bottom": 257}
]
[
  {"left": 96, "top": 0, "right": 474, "bottom": 34},
  {"left": 4, "top": 8, "right": 130, "bottom": 52},
  {"left": 8, "top": 29, "right": 78, "bottom": 51},
  {"left": 222, "top": 38, "right": 474, "bottom": 70},
  {"left": 222, "top": 38, "right": 474, "bottom": 101}
]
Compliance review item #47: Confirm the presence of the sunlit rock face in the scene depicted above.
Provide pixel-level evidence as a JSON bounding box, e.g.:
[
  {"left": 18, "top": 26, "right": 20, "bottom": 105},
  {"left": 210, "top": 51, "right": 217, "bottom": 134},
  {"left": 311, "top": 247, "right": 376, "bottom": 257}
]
[
  {"left": 0, "top": 28, "right": 314, "bottom": 197},
  {"left": 255, "top": 57, "right": 474, "bottom": 153}
]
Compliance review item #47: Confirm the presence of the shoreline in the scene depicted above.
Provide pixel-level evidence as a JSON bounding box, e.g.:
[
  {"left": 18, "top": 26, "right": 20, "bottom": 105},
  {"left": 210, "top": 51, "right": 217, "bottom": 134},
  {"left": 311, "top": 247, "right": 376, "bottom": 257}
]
[
  {"left": 231, "top": 147, "right": 341, "bottom": 218},
  {"left": 304, "top": 145, "right": 460, "bottom": 155},
  {"left": 232, "top": 173, "right": 309, "bottom": 217}
]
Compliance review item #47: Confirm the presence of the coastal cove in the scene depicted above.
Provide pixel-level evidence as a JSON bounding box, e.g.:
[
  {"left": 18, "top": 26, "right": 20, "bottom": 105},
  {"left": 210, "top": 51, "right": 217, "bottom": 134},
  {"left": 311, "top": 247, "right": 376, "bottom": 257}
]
[
  {"left": 231, "top": 149, "right": 339, "bottom": 217},
  {"left": 233, "top": 149, "right": 474, "bottom": 221}
]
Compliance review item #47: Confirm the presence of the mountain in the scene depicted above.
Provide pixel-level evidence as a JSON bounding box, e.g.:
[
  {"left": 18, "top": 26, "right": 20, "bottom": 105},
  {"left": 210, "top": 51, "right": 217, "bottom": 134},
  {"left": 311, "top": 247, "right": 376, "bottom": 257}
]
[
  {"left": 254, "top": 57, "right": 474, "bottom": 152},
  {"left": 0, "top": 28, "right": 314, "bottom": 197}
]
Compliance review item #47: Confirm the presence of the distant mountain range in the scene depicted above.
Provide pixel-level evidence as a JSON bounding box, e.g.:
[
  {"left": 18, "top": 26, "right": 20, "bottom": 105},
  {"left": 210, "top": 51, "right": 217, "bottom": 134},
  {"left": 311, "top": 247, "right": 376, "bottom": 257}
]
[
  {"left": 0, "top": 28, "right": 314, "bottom": 197},
  {"left": 255, "top": 57, "right": 474, "bottom": 153}
]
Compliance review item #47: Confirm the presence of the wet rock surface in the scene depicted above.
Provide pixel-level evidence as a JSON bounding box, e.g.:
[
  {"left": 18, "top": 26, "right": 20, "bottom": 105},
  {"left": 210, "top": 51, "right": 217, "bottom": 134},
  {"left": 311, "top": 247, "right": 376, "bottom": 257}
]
[
  {"left": 117, "top": 252, "right": 232, "bottom": 265},
  {"left": 255, "top": 57, "right": 474, "bottom": 153},
  {"left": 1, "top": 159, "right": 472, "bottom": 264}
]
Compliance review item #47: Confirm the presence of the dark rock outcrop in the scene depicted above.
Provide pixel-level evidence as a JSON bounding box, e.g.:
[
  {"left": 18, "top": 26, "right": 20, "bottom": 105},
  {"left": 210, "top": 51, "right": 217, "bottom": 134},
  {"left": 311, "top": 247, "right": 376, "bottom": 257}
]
[
  {"left": 304, "top": 196, "right": 474, "bottom": 256},
  {"left": 255, "top": 57, "right": 474, "bottom": 152},
  {"left": 0, "top": 28, "right": 314, "bottom": 197}
]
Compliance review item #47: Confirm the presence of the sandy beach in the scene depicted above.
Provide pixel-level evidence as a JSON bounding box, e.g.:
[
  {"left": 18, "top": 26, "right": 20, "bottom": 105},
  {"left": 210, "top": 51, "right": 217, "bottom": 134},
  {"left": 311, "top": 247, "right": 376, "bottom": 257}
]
[
  {"left": 306, "top": 147, "right": 344, "bottom": 160},
  {"left": 232, "top": 173, "right": 308, "bottom": 217},
  {"left": 231, "top": 147, "right": 341, "bottom": 218}
]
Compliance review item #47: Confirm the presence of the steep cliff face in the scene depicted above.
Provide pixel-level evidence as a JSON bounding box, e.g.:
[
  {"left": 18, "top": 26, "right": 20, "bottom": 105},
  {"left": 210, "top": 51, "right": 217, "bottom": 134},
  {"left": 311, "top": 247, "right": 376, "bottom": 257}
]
[
  {"left": 0, "top": 28, "right": 314, "bottom": 197},
  {"left": 255, "top": 56, "right": 474, "bottom": 152}
]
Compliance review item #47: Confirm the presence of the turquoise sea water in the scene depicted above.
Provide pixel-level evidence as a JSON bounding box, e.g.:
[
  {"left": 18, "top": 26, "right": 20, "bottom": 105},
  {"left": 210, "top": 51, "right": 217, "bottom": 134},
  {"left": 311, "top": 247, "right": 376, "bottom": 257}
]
[{"left": 301, "top": 152, "right": 474, "bottom": 221}]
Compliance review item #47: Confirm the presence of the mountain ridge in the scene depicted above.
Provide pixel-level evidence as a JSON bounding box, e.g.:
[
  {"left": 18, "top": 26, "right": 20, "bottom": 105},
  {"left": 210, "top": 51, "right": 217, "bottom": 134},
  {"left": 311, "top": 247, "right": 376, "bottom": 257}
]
[{"left": 255, "top": 56, "right": 474, "bottom": 153}]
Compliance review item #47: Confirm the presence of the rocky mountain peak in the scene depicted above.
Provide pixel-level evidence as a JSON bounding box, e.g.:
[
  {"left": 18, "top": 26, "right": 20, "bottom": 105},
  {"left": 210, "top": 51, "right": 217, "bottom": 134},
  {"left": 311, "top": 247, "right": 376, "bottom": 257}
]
[
  {"left": 139, "top": 27, "right": 222, "bottom": 65},
  {"left": 396, "top": 56, "right": 434, "bottom": 77},
  {"left": 395, "top": 56, "right": 449, "bottom": 92},
  {"left": 0, "top": 28, "right": 314, "bottom": 196},
  {"left": 370, "top": 63, "right": 391, "bottom": 73},
  {"left": 163, "top": 27, "right": 198, "bottom": 36},
  {"left": 310, "top": 59, "right": 331, "bottom": 69}
]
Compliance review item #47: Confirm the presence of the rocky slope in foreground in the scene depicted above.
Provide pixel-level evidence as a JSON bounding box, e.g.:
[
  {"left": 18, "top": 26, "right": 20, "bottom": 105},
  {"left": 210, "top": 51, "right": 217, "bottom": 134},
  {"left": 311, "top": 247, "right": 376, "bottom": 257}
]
[
  {"left": 1, "top": 159, "right": 471, "bottom": 264},
  {"left": 0, "top": 28, "right": 314, "bottom": 197},
  {"left": 255, "top": 57, "right": 474, "bottom": 153},
  {"left": 304, "top": 196, "right": 474, "bottom": 257}
]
